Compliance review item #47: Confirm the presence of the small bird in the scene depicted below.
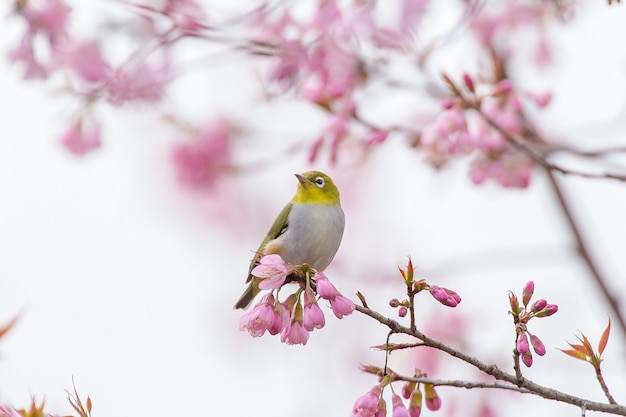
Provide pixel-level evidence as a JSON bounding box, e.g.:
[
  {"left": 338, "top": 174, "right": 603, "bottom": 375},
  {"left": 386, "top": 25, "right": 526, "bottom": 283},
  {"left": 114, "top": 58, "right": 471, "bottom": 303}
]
[{"left": 234, "top": 171, "right": 345, "bottom": 309}]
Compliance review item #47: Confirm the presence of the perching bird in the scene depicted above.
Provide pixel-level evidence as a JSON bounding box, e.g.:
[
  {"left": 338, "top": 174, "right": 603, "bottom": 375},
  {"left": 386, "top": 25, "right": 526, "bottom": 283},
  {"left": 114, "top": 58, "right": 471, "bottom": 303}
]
[{"left": 234, "top": 171, "right": 345, "bottom": 309}]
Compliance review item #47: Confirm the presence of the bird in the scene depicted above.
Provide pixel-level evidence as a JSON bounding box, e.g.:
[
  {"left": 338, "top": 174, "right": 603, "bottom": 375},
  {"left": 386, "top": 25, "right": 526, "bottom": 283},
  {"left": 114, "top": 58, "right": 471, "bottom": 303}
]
[{"left": 234, "top": 171, "right": 345, "bottom": 309}]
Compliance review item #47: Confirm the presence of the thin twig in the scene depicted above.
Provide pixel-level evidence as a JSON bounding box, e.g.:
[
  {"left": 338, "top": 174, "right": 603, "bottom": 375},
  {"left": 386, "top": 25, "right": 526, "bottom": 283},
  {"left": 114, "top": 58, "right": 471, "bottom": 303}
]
[{"left": 355, "top": 305, "right": 626, "bottom": 415}]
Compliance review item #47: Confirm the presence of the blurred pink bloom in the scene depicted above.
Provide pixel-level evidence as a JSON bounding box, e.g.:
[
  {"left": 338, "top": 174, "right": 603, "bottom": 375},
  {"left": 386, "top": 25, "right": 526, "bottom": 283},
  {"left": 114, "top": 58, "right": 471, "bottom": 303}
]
[
  {"left": 107, "top": 61, "right": 168, "bottom": 105},
  {"left": 171, "top": 120, "right": 231, "bottom": 190},
  {"left": 8, "top": 39, "right": 48, "bottom": 80},
  {"left": 392, "top": 394, "right": 410, "bottom": 417},
  {"left": 0, "top": 405, "right": 22, "bottom": 417},
  {"left": 163, "top": 0, "right": 208, "bottom": 35},
  {"left": 53, "top": 39, "right": 111, "bottom": 83},
  {"left": 60, "top": 119, "right": 102, "bottom": 156},
  {"left": 428, "top": 285, "right": 461, "bottom": 307},
  {"left": 528, "top": 91, "right": 552, "bottom": 108},
  {"left": 351, "top": 386, "right": 381, "bottom": 417},
  {"left": 302, "top": 288, "right": 325, "bottom": 331},
  {"left": 470, "top": 154, "right": 533, "bottom": 188},
  {"left": 252, "top": 254, "right": 290, "bottom": 290},
  {"left": 365, "top": 129, "right": 389, "bottom": 146},
  {"left": 21, "top": 0, "right": 71, "bottom": 41},
  {"left": 399, "top": 0, "right": 429, "bottom": 37},
  {"left": 280, "top": 319, "right": 309, "bottom": 345},
  {"left": 530, "top": 334, "right": 546, "bottom": 356}
]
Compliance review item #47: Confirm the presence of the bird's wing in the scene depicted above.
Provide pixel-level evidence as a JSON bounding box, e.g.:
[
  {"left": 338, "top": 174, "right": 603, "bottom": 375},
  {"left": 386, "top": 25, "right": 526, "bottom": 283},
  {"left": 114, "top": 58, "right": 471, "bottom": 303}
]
[{"left": 245, "top": 202, "right": 292, "bottom": 282}]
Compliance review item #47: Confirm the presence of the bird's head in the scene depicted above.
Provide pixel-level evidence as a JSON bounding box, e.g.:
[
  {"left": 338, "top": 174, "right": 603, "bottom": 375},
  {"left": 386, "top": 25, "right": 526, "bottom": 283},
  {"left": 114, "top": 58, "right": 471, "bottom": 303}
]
[{"left": 292, "top": 171, "right": 341, "bottom": 206}]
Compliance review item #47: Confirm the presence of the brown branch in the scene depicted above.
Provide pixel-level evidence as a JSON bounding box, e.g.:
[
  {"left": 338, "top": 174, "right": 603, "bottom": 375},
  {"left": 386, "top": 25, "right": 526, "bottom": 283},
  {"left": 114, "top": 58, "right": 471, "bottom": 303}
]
[
  {"left": 596, "top": 365, "right": 617, "bottom": 405},
  {"left": 544, "top": 169, "right": 626, "bottom": 340},
  {"left": 355, "top": 304, "right": 626, "bottom": 415}
]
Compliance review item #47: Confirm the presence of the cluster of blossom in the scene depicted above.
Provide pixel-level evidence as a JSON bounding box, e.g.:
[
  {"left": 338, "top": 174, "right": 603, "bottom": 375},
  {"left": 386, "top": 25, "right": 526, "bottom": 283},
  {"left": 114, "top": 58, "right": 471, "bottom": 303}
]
[
  {"left": 421, "top": 74, "right": 552, "bottom": 189},
  {"left": 238, "top": 254, "right": 354, "bottom": 345},
  {"left": 351, "top": 368, "right": 442, "bottom": 417},
  {"left": 8, "top": 0, "right": 204, "bottom": 156},
  {"left": 249, "top": 1, "right": 428, "bottom": 164},
  {"left": 508, "top": 281, "right": 558, "bottom": 367}
]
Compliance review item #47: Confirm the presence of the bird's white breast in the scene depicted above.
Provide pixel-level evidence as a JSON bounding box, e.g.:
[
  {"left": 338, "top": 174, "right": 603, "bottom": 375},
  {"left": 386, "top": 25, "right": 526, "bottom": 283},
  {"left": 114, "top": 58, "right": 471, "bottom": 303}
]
[{"left": 274, "top": 203, "right": 345, "bottom": 270}]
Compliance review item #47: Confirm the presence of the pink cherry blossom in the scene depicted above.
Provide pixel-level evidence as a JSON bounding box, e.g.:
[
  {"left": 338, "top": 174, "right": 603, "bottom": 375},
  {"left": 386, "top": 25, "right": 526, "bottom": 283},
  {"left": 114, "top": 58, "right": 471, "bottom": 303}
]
[
  {"left": 53, "top": 39, "right": 111, "bottom": 84},
  {"left": 351, "top": 386, "right": 381, "bottom": 417},
  {"left": 8, "top": 39, "right": 48, "bottom": 80},
  {"left": 280, "top": 319, "right": 309, "bottom": 345},
  {"left": 21, "top": 0, "right": 71, "bottom": 41},
  {"left": 238, "top": 294, "right": 278, "bottom": 337},
  {"left": 251, "top": 254, "right": 290, "bottom": 290},
  {"left": 330, "top": 295, "right": 355, "bottom": 319},
  {"left": 171, "top": 120, "right": 231, "bottom": 190},
  {"left": 392, "top": 394, "right": 410, "bottom": 417},
  {"left": 107, "top": 61, "right": 169, "bottom": 105},
  {"left": 60, "top": 118, "right": 102, "bottom": 156},
  {"left": 423, "top": 384, "right": 441, "bottom": 411},
  {"left": 302, "top": 288, "right": 325, "bottom": 331}
]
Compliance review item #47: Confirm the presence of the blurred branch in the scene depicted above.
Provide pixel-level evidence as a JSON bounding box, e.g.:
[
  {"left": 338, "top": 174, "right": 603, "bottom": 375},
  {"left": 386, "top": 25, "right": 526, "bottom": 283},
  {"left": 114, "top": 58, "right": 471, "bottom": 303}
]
[
  {"left": 355, "top": 304, "right": 626, "bottom": 415},
  {"left": 544, "top": 169, "right": 626, "bottom": 342}
]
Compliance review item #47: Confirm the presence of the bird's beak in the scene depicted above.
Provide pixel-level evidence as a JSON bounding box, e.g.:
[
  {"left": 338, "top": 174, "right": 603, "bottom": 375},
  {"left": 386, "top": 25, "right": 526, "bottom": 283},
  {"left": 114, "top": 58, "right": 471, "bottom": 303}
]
[{"left": 295, "top": 173, "right": 312, "bottom": 184}]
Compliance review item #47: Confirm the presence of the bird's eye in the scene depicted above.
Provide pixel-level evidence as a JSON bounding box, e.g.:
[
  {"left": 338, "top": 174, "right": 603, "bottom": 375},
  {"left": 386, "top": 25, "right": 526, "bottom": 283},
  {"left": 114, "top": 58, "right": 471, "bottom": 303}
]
[{"left": 315, "top": 177, "right": 325, "bottom": 188}]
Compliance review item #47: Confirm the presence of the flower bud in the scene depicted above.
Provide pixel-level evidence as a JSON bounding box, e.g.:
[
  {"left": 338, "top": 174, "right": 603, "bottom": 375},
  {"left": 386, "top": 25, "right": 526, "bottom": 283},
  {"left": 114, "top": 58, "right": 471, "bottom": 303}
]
[
  {"left": 522, "top": 281, "right": 534, "bottom": 307},
  {"left": 409, "top": 389, "right": 422, "bottom": 417},
  {"left": 398, "top": 306, "right": 408, "bottom": 318},
  {"left": 463, "top": 73, "right": 475, "bottom": 93},
  {"left": 401, "top": 381, "right": 416, "bottom": 400},
  {"left": 521, "top": 348, "right": 533, "bottom": 367},
  {"left": 508, "top": 292, "right": 520, "bottom": 315},
  {"left": 530, "top": 334, "right": 546, "bottom": 356},
  {"left": 534, "top": 303, "right": 558, "bottom": 318},
  {"left": 423, "top": 384, "right": 441, "bottom": 411},
  {"left": 516, "top": 332, "right": 530, "bottom": 355},
  {"left": 389, "top": 298, "right": 400, "bottom": 308},
  {"left": 529, "top": 299, "right": 547, "bottom": 313}
]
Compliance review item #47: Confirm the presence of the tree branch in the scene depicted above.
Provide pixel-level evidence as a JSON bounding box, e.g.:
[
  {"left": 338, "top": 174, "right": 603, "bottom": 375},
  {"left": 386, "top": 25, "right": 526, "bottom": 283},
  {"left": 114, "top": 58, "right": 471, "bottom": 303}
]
[{"left": 355, "top": 304, "right": 626, "bottom": 415}]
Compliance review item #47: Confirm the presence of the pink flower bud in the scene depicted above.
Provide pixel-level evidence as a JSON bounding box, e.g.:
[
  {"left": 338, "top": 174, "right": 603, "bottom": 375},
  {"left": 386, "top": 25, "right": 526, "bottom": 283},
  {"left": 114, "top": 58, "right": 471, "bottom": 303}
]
[
  {"left": 534, "top": 303, "right": 558, "bottom": 318},
  {"left": 398, "top": 306, "right": 408, "bottom": 318},
  {"left": 529, "top": 92, "right": 552, "bottom": 108},
  {"left": 429, "top": 285, "right": 461, "bottom": 307},
  {"left": 530, "top": 334, "right": 546, "bottom": 356},
  {"left": 463, "top": 73, "right": 475, "bottom": 92},
  {"left": 529, "top": 298, "right": 547, "bottom": 313},
  {"left": 302, "top": 289, "right": 326, "bottom": 331},
  {"left": 494, "top": 79, "right": 513, "bottom": 95},
  {"left": 424, "top": 384, "right": 441, "bottom": 411},
  {"left": 522, "top": 281, "right": 534, "bottom": 307},
  {"left": 409, "top": 390, "right": 422, "bottom": 417},
  {"left": 389, "top": 298, "right": 400, "bottom": 308},
  {"left": 401, "top": 381, "right": 416, "bottom": 400},
  {"left": 521, "top": 348, "right": 533, "bottom": 367},
  {"left": 516, "top": 332, "right": 530, "bottom": 355},
  {"left": 315, "top": 271, "right": 337, "bottom": 299}
]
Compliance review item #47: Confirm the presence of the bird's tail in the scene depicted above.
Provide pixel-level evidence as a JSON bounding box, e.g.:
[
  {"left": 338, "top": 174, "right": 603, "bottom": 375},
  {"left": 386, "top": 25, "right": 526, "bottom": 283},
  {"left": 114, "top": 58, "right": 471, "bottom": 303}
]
[{"left": 233, "top": 281, "right": 258, "bottom": 310}]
